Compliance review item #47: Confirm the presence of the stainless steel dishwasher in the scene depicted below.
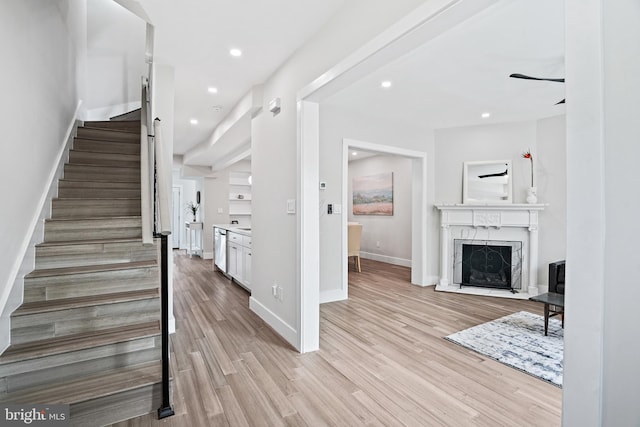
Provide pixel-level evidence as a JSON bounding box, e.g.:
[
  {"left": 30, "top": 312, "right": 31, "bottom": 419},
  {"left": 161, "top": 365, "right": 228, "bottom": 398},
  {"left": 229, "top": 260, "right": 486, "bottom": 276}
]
[{"left": 214, "top": 227, "right": 227, "bottom": 273}]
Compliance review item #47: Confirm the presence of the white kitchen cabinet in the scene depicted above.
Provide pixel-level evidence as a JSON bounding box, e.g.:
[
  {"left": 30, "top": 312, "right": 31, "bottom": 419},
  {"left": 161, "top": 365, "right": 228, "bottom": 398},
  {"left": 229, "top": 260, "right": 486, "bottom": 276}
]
[
  {"left": 226, "top": 231, "right": 251, "bottom": 292},
  {"left": 243, "top": 246, "right": 252, "bottom": 289},
  {"left": 227, "top": 241, "right": 240, "bottom": 279}
]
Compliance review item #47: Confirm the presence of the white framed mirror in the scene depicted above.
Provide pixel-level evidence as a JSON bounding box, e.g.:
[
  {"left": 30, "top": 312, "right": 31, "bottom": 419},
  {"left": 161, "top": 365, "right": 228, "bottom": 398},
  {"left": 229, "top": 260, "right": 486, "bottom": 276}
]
[{"left": 463, "top": 160, "right": 513, "bottom": 204}]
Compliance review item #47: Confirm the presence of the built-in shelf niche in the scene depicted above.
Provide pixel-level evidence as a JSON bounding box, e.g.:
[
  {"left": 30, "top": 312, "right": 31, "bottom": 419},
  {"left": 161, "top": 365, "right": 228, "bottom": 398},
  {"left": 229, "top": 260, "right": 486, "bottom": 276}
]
[{"left": 229, "top": 171, "right": 251, "bottom": 224}]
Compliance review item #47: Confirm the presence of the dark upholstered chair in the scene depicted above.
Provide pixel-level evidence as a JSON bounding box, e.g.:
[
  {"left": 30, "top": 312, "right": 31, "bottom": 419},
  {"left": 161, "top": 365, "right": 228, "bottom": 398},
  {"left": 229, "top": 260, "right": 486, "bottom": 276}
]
[{"left": 549, "top": 260, "right": 566, "bottom": 294}]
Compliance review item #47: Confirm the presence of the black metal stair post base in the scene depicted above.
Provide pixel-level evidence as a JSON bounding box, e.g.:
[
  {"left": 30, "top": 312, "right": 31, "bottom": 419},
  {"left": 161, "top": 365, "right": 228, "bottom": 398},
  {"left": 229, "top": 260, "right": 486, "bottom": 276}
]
[{"left": 158, "top": 406, "right": 175, "bottom": 420}]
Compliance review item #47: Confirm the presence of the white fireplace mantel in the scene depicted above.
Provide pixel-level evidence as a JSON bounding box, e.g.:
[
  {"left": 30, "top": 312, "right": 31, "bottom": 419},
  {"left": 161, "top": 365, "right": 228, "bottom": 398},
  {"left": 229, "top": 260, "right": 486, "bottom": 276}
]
[{"left": 435, "top": 203, "right": 546, "bottom": 296}]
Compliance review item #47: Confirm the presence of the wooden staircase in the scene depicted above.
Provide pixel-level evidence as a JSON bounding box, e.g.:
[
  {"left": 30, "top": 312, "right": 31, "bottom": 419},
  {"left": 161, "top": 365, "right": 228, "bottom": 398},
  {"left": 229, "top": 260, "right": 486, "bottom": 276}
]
[{"left": 0, "top": 120, "right": 165, "bottom": 426}]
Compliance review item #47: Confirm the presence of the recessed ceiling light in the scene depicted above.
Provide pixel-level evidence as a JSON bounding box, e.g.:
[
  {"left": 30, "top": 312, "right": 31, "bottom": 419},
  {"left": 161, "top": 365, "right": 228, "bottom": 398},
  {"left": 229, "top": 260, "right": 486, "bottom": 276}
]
[
  {"left": 352, "top": 151, "right": 358, "bottom": 156},
  {"left": 229, "top": 48, "right": 242, "bottom": 57},
  {"left": 208, "top": 87, "right": 218, "bottom": 94},
  {"left": 381, "top": 81, "right": 392, "bottom": 89},
  {"left": 190, "top": 119, "right": 198, "bottom": 125},
  {"left": 481, "top": 112, "right": 491, "bottom": 118}
]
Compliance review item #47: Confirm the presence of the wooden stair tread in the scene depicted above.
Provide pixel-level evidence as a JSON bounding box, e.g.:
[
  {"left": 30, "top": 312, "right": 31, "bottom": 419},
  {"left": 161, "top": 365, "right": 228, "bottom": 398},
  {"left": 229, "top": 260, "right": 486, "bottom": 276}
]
[
  {"left": 37, "top": 237, "right": 146, "bottom": 248},
  {"left": 0, "top": 361, "right": 160, "bottom": 404},
  {"left": 14, "top": 289, "right": 159, "bottom": 316},
  {"left": 58, "top": 179, "right": 141, "bottom": 186},
  {"left": 45, "top": 215, "right": 141, "bottom": 222},
  {"left": 59, "top": 178, "right": 141, "bottom": 184},
  {"left": 65, "top": 162, "right": 140, "bottom": 170},
  {"left": 82, "top": 124, "right": 140, "bottom": 135},
  {"left": 53, "top": 197, "right": 141, "bottom": 201},
  {"left": 26, "top": 260, "right": 157, "bottom": 278},
  {"left": 0, "top": 322, "right": 160, "bottom": 364},
  {"left": 78, "top": 126, "right": 139, "bottom": 136}
]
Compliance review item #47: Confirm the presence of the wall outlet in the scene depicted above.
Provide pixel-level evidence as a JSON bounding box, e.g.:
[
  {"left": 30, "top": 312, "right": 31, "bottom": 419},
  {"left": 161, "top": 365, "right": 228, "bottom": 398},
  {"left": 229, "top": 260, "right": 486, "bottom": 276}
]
[{"left": 376, "top": 241, "right": 381, "bottom": 248}]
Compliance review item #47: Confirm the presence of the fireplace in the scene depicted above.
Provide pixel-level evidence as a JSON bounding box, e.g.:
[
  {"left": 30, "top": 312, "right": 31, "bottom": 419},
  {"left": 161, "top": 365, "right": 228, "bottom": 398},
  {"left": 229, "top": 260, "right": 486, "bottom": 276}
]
[
  {"left": 435, "top": 204, "right": 545, "bottom": 297},
  {"left": 453, "top": 239, "right": 523, "bottom": 291}
]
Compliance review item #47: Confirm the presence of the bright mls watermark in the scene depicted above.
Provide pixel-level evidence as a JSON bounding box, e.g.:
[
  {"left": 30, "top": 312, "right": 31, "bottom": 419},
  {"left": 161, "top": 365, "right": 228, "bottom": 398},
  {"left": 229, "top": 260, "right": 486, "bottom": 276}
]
[{"left": 1, "top": 405, "right": 69, "bottom": 426}]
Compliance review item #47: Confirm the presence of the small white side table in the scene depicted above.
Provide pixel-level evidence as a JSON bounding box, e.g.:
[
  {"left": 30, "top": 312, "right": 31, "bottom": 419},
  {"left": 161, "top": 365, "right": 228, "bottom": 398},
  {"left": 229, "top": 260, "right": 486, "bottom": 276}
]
[{"left": 185, "top": 222, "right": 203, "bottom": 258}]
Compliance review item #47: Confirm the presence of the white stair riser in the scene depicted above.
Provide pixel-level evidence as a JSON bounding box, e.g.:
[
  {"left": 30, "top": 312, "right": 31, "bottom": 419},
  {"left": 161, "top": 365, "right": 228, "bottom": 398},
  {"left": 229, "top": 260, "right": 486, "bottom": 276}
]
[
  {"left": 36, "top": 242, "right": 156, "bottom": 270},
  {"left": 24, "top": 267, "right": 158, "bottom": 303}
]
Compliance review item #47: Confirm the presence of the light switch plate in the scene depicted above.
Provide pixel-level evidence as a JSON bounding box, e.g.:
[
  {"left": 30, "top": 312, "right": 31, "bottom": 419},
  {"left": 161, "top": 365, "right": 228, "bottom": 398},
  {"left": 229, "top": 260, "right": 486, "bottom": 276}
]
[
  {"left": 287, "top": 199, "right": 296, "bottom": 214},
  {"left": 217, "top": 208, "right": 223, "bottom": 214}
]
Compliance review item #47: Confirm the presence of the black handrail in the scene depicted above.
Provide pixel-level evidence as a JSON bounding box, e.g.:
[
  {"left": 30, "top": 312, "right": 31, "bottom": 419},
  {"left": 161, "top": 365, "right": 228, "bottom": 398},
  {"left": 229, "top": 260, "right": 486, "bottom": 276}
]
[{"left": 156, "top": 234, "right": 174, "bottom": 419}]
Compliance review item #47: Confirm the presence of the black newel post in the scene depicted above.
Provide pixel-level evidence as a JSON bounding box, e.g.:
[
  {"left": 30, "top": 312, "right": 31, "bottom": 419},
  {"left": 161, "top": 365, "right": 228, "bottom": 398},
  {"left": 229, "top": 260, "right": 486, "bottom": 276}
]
[{"left": 157, "top": 234, "right": 175, "bottom": 419}]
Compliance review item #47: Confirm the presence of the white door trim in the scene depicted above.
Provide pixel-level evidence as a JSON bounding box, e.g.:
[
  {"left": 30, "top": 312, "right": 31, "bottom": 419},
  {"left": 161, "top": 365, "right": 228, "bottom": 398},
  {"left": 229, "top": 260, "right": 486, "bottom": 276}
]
[{"left": 342, "top": 139, "right": 429, "bottom": 297}]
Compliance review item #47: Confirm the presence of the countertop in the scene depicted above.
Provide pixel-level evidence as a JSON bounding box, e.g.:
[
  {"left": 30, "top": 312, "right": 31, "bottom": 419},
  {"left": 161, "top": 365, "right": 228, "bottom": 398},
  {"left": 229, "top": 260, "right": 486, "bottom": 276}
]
[{"left": 213, "top": 224, "right": 252, "bottom": 237}]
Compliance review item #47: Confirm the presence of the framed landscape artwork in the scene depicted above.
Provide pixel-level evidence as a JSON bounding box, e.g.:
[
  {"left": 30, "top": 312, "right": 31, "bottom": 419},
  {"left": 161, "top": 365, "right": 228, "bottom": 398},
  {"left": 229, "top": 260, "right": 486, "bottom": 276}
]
[{"left": 353, "top": 172, "right": 394, "bottom": 216}]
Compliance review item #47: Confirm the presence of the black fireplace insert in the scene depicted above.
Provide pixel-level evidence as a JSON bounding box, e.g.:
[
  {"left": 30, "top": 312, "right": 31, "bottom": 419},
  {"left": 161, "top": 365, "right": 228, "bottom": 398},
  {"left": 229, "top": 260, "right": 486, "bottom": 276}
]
[{"left": 460, "top": 243, "right": 513, "bottom": 291}]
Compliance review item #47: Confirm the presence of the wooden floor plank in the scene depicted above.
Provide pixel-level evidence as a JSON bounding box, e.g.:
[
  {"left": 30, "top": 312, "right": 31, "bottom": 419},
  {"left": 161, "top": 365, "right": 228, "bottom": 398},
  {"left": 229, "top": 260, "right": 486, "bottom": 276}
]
[{"left": 110, "top": 254, "right": 561, "bottom": 426}]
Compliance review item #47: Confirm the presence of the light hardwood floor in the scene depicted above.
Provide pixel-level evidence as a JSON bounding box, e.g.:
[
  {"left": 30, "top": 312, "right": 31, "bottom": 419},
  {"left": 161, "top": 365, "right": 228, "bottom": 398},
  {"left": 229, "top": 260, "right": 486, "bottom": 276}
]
[{"left": 111, "top": 253, "right": 562, "bottom": 427}]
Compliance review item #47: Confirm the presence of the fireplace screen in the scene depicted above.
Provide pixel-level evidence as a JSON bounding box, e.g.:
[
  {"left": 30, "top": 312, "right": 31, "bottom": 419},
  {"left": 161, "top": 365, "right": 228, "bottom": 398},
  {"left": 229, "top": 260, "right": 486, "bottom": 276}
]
[{"left": 454, "top": 239, "right": 523, "bottom": 291}]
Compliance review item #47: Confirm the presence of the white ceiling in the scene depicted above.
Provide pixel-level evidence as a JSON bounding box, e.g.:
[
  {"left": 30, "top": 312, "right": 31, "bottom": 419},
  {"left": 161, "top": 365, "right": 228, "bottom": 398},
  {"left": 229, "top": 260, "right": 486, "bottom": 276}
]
[
  {"left": 123, "top": 0, "right": 565, "bottom": 169},
  {"left": 136, "top": 0, "right": 347, "bottom": 155},
  {"left": 325, "top": 0, "right": 565, "bottom": 130}
]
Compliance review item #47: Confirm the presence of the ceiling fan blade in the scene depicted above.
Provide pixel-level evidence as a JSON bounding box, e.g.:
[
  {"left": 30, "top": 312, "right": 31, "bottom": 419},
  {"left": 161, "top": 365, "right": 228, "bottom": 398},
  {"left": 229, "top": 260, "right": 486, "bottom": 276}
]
[
  {"left": 555, "top": 99, "right": 566, "bottom": 105},
  {"left": 510, "top": 73, "right": 565, "bottom": 83}
]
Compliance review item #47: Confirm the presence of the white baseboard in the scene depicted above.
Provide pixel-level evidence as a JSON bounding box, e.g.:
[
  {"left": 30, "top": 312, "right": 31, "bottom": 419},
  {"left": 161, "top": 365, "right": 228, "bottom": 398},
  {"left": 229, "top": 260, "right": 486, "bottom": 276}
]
[
  {"left": 169, "top": 316, "right": 176, "bottom": 334},
  {"left": 320, "top": 288, "right": 348, "bottom": 304},
  {"left": 360, "top": 251, "right": 411, "bottom": 267},
  {"left": 0, "top": 102, "right": 82, "bottom": 353},
  {"left": 202, "top": 251, "right": 214, "bottom": 260},
  {"left": 412, "top": 275, "right": 439, "bottom": 287},
  {"left": 249, "top": 297, "right": 297, "bottom": 348}
]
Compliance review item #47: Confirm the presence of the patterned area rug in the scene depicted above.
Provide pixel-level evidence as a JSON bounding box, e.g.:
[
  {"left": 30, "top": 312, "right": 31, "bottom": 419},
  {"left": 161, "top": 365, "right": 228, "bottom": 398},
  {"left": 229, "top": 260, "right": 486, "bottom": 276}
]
[{"left": 445, "top": 311, "right": 563, "bottom": 387}]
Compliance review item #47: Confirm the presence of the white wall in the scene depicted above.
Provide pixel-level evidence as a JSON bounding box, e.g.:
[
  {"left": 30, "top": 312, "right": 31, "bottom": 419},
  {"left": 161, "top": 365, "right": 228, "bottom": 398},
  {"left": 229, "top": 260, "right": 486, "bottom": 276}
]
[
  {"left": 348, "top": 155, "right": 413, "bottom": 265},
  {"left": 251, "top": 0, "right": 427, "bottom": 347},
  {"left": 434, "top": 118, "right": 566, "bottom": 288},
  {"left": 536, "top": 115, "right": 566, "bottom": 288},
  {"left": 563, "top": 0, "right": 640, "bottom": 424},
  {"left": 0, "top": 0, "right": 86, "bottom": 350},
  {"left": 85, "top": 0, "right": 146, "bottom": 119},
  {"left": 434, "top": 121, "right": 537, "bottom": 204}
]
